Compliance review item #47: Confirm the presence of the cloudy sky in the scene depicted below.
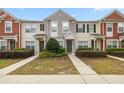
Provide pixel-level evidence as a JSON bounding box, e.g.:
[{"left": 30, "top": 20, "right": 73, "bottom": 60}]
[{"left": 4, "top": 8, "right": 124, "bottom": 21}]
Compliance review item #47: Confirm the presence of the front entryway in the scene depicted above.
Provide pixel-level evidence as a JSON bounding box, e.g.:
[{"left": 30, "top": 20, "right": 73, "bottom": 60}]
[
  {"left": 67, "top": 40, "right": 72, "bottom": 53},
  {"left": 39, "top": 41, "right": 44, "bottom": 52},
  {"left": 10, "top": 40, "right": 16, "bottom": 50}
]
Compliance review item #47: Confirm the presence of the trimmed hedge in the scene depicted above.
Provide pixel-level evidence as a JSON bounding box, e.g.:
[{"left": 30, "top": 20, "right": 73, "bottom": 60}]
[
  {"left": 77, "top": 48, "right": 94, "bottom": 51},
  {"left": 39, "top": 51, "right": 66, "bottom": 58},
  {"left": 0, "top": 50, "right": 34, "bottom": 58},
  {"left": 76, "top": 50, "right": 107, "bottom": 57},
  {"left": 109, "top": 51, "right": 124, "bottom": 57},
  {"left": 13, "top": 48, "right": 27, "bottom": 51},
  {"left": 106, "top": 48, "right": 124, "bottom": 54}
]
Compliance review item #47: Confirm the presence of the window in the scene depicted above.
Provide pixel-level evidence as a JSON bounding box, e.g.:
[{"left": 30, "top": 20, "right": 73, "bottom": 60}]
[
  {"left": 78, "top": 41, "right": 88, "bottom": 48},
  {"left": 107, "top": 41, "right": 117, "bottom": 48},
  {"left": 106, "top": 23, "right": 112, "bottom": 32},
  {"left": 51, "top": 22, "right": 57, "bottom": 32},
  {"left": 40, "top": 24, "right": 44, "bottom": 31},
  {"left": 76, "top": 24, "right": 85, "bottom": 33},
  {"left": 25, "top": 25, "right": 36, "bottom": 33},
  {"left": 0, "top": 41, "right": 6, "bottom": 50},
  {"left": 58, "top": 41, "right": 64, "bottom": 48},
  {"left": 25, "top": 41, "right": 35, "bottom": 50},
  {"left": 89, "top": 24, "right": 94, "bottom": 33},
  {"left": 118, "top": 23, "right": 124, "bottom": 33},
  {"left": 5, "top": 21, "right": 12, "bottom": 33},
  {"left": 62, "top": 22, "right": 69, "bottom": 33}
]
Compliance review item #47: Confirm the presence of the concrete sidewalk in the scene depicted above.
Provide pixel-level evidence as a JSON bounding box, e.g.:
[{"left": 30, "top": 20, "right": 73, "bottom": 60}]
[
  {"left": 68, "top": 54, "right": 97, "bottom": 75},
  {"left": 0, "top": 55, "right": 38, "bottom": 75},
  {"left": 0, "top": 75, "right": 124, "bottom": 84}
]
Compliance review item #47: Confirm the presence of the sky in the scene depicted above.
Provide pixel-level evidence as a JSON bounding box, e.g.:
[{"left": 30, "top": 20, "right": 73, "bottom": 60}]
[{"left": 4, "top": 8, "right": 124, "bottom": 21}]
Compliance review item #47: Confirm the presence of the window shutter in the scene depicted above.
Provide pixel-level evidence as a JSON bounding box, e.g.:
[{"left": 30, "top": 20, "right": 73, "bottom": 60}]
[
  {"left": 94, "top": 24, "right": 96, "bottom": 33},
  {"left": 40, "top": 24, "right": 44, "bottom": 31},
  {"left": 83, "top": 24, "right": 85, "bottom": 33},
  {"left": 76, "top": 24, "right": 78, "bottom": 32},
  {"left": 87, "top": 24, "right": 89, "bottom": 33}
]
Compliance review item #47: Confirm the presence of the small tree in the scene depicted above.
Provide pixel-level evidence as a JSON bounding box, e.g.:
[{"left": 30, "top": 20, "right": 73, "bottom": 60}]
[{"left": 46, "top": 38, "right": 60, "bottom": 53}]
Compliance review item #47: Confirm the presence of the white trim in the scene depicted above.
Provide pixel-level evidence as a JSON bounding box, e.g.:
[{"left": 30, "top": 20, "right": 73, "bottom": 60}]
[
  {"left": 5, "top": 21, "right": 12, "bottom": 33},
  {"left": 50, "top": 21, "right": 58, "bottom": 37},
  {"left": 62, "top": 21, "right": 69, "bottom": 33}
]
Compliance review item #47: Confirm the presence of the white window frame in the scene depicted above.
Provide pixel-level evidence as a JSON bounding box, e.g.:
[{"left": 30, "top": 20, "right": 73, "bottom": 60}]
[
  {"left": 107, "top": 40, "right": 118, "bottom": 48},
  {"left": 106, "top": 23, "right": 113, "bottom": 37},
  {"left": 118, "top": 22, "right": 124, "bottom": 33},
  {"left": 5, "top": 21, "right": 12, "bottom": 33},
  {"left": 51, "top": 21, "right": 58, "bottom": 37},
  {"left": 89, "top": 24, "right": 94, "bottom": 33},
  {"left": 62, "top": 21, "right": 69, "bottom": 33},
  {"left": 25, "top": 24, "right": 36, "bottom": 33},
  {"left": 78, "top": 41, "right": 88, "bottom": 48},
  {"left": 25, "top": 41, "right": 35, "bottom": 50},
  {"left": 0, "top": 40, "right": 7, "bottom": 50}
]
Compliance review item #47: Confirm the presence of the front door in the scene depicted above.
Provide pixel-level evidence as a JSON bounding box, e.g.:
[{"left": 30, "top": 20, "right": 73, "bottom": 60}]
[
  {"left": 39, "top": 41, "right": 44, "bottom": 52},
  {"left": 67, "top": 40, "right": 72, "bottom": 53},
  {"left": 10, "top": 40, "right": 16, "bottom": 50}
]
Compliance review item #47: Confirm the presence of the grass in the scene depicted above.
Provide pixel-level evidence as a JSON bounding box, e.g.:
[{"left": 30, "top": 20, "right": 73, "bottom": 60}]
[
  {"left": 80, "top": 57, "right": 124, "bottom": 75},
  {"left": 0, "top": 59, "right": 22, "bottom": 69},
  {"left": 9, "top": 56, "right": 79, "bottom": 75}
]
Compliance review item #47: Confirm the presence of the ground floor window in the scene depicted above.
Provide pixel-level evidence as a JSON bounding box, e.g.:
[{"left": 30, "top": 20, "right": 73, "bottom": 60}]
[
  {"left": 78, "top": 41, "right": 88, "bottom": 48},
  {"left": 0, "top": 41, "right": 6, "bottom": 50},
  {"left": 121, "top": 40, "right": 124, "bottom": 48},
  {"left": 25, "top": 41, "right": 35, "bottom": 50},
  {"left": 58, "top": 41, "right": 64, "bottom": 48},
  {"left": 107, "top": 40, "right": 117, "bottom": 48}
]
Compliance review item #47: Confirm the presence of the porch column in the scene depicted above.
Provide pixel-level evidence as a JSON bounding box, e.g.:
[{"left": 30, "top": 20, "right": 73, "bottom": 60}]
[
  {"left": 103, "top": 38, "right": 105, "bottom": 51},
  {"left": 35, "top": 39, "right": 39, "bottom": 54},
  {"left": 94, "top": 39, "right": 96, "bottom": 50}
]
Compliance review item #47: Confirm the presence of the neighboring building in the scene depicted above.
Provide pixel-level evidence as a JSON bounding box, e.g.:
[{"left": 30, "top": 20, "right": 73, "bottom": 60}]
[
  {"left": 0, "top": 9, "right": 20, "bottom": 51},
  {"left": 1, "top": 9, "right": 124, "bottom": 53}
]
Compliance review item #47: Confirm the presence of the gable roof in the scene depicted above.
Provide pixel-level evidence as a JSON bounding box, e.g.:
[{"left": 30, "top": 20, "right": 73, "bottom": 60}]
[
  {"left": 44, "top": 9, "right": 76, "bottom": 21},
  {"left": 0, "top": 9, "right": 18, "bottom": 20},
  {"left": 101, "top": 9, "right": 124, "bottom": 20}
]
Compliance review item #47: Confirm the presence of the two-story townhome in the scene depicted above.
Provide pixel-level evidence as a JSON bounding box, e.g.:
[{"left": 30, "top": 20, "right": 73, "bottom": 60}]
[
  {"left": 1, "top": 9, "right": 124, "bottom": 54},
  {"left": 0, "top": 9, "right": 20, "bottom": 51},
  {"left": 100, "top": 10, "right": 124, "bottom": 50}
]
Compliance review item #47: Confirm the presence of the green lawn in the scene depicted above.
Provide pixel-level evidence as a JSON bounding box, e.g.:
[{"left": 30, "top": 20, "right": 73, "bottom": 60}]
[
  {"left": 80, "top": 57, "right": 124, "bottom": 74},
  {"left": 9, "top": 56, "right": 79, "bottom": 75},
  {"left": 0, "top": 59, "right": 22, "bottom": 69}
]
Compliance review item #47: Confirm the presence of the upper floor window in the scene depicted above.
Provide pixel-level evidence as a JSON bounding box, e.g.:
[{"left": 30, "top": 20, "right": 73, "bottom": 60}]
[
  {"left": 51, "top": 22, "right": 57, "bottom": 32},
  {"left": 5, "top": 21, "right": 12, "bottom": 33},
  {"left": 62, "top": 22, "right": 69, "bottom": 33},
  {"left": 76, "top": 24, "right": 85, "bottom": 33},
  {"left": 25, "top": 25, "right": 36, "bottom": 33},
  {"left": 118, "top": 23, "right": 124, "bottom": 33},
  {"left": 87, "top": 24, "right": 96, "bottom": 33},
  {"left": 78, "top": 41, "right": 88, "bottom": 48},
  {"left": 106, "top": 23, "right": 113, "bottom": 32},
  {"left": 25, "top": 41, "right": 35, "bottom": 50},
  {"left": 40, "top": 24, "right": 44, "bottom": 31}
]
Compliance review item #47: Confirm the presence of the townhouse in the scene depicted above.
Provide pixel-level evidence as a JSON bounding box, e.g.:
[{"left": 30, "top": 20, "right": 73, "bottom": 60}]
[{"left": 0, "top": 9, "right": 124, "bottom": 54}]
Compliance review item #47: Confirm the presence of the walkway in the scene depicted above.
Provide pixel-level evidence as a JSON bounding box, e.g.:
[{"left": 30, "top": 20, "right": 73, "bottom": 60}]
[
  {"left": 68, "top": 54, "right": 97, "bottom": 75},
  {"left": 0, "top": 55, "right": 38, "bottom": 75},
  {"left": 0, "top": 75, "right": 124, "bottom": 84}
]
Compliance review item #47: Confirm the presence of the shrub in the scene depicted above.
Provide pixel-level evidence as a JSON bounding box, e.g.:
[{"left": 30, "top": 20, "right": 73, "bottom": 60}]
[
  {"left": 109, "top": 51, "right": 124, "bottom": 57},
  {"left": 77, "top": 48, "right": 94, "bottom": 51},
  {"left": 39, "top": 51, "right": 66, "bottom": 58},
  {"left": 0, "top": 50, "right": 34, "bottom": 58},
  {"left": 12, "top": 48, "right": 27, "bottom": 51},
  {"left": 106, "top": 48, "right": 124, "bottom": 54},
  {"left": 46, "top": 38, "right": 60, "bottom": 53},
  {"left": 57, "top": 48, "right": 65, "bottom": 54},
  {"left": 76, "top": 50, "right": 107, "bottom": 57}
]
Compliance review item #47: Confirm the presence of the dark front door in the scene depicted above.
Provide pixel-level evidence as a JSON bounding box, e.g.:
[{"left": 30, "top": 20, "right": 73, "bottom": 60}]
[
  {"left": 67, "top": 40, "right": 72, "bottom": 53},
  {"left": 10, "top": 40, "right": 16, "bottom": 50},
  {"left": 39, "top": 41, "right": 44, "bottom": 52}
]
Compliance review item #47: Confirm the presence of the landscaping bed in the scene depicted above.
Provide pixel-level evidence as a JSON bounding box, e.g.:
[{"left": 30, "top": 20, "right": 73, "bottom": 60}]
[
  {"left": 0, "top": 59, "right": 22, "bottom": 69},
  {"left": 80, "top": 57, "right": 124, "bottom": 74},
  {"left": 9, "top": 56, "right": 79, "bottom": 75}
]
